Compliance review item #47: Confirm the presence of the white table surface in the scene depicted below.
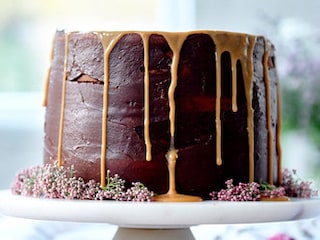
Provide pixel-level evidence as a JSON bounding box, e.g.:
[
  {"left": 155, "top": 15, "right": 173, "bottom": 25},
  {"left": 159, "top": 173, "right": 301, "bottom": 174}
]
[{"left": 1, "top": 214, "right": 319, "bottom": 240}]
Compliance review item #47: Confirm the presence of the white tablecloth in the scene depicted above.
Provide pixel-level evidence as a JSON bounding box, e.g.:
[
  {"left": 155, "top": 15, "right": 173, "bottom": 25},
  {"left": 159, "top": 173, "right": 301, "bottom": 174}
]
[{"left": 1, "top": 214, "right": 319, "bottom": 240}]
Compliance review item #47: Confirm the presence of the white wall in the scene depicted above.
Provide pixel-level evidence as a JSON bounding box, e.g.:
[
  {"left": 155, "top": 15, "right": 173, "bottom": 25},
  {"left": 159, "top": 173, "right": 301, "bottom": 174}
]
[{"left": 0, "top": 93, "right": 43, "bottom": 189}]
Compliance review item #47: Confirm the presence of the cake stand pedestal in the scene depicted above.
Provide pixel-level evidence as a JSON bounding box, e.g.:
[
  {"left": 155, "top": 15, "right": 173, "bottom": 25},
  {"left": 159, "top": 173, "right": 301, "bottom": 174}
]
[
  {"left": 113, "top": 228, "right": 195, "bottom": 240},
  {"left": 1, "top": 190, "right": 320, "bottom": 240}
]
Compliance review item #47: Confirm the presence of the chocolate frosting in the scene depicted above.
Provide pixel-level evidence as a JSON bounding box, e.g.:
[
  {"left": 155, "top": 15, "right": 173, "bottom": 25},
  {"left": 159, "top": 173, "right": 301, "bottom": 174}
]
[{"left": 43, "top": 30, "right": 281, "bottom": 198}]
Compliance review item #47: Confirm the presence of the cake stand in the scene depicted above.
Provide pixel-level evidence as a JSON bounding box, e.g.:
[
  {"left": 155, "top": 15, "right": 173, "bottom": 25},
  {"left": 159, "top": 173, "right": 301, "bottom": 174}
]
[{"left": 1, "top": 190, "right": 320, "bottom": 240}]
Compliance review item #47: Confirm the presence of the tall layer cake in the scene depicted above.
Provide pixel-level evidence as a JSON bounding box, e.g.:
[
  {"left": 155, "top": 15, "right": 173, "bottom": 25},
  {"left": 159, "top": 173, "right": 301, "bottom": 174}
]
[{"left": 43, "top": 30, "right": 281, "bottom": 199}]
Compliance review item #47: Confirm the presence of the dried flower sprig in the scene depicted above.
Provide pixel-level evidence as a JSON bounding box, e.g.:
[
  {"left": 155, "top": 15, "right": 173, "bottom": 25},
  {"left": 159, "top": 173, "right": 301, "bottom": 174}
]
[
  {"left": 259, "top": 181, "right": 287, "bottom": 199},
  {"left": 11, "top": 163, "right": 154, "bottom": 202},
  {"left": 210, "top": 169, "right": 318, "bottom": 201},
  {"left": 210, "top": 179, "right": 261, "bottom": 201},
  {"left": 281, "top": 168, "right": 318, "bottom": 198},
  {"left": 210, "top": 180, "right": 287, "bottom": 201}
]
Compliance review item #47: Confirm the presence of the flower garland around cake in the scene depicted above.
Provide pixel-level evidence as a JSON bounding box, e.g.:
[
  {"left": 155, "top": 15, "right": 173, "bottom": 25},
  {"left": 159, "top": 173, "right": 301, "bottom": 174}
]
[
  {"left": 210, "top": 168, "right": 318, "bottom": 201},
  {"left": 11, "top": 162, "right": 154, "bottom": 201},
  {"left": 11, "top": 163, "right": 318, "bottom": 202}
]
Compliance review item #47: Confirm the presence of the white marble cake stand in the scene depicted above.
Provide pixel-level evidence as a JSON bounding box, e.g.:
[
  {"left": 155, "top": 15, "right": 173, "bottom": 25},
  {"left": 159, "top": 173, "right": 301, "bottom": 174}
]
[{"left": 1, "top": 190, "right": 320, "bottom": 239}]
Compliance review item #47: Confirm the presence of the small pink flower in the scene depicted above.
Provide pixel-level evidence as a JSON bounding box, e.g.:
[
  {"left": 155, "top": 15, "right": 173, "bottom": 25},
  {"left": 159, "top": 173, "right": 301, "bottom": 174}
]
[
  {"left": 11, "top": 162, "right": 153, "bottom": 202},
  {"left": 282, "top": 168, "right": 318, "bottom": 198}
]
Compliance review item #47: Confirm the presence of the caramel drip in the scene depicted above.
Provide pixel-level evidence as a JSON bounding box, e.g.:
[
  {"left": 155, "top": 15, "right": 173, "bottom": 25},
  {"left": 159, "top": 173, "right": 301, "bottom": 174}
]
[
  {"left": 94, "top": 31, "right": 260, "bottom": 185},
  {"left": 243, "top": 36, "right": 256, "bottom": 183},
  {"left": 51, "top": 31, "right": 279, "bottom": 193},
  {"left": 42, "top": 36, "right": 55, "bottom": 107},
  {"left": 57, "top": 33, "right": 70, "bottom": 168},
  {"left": 140, "top": 33, "right": 152, "bottom": 161},
  {"left": 209, "top": 32, "right": 257, "bottom": 181},
  {"left": 263, "top": 39, "right": 274, "bottom": 184},
  {"left": 166, "top": 140, "right": 179, "bottom": 195},
  {"left": 276, "top": 65, "right": 282, "bottom": 185},
  {"left": 215, "top": 52, "right": 222, "bottom": 166},
  {"left": 153, "top": 139, "right": 202, "bottom": 202},
  {"left": 152, "top": 33, "right": 202, "bottom": 202},
  {"left": 96, "top": 32, "right": 124, "bottom": 187},
  {"left": 231, "top": 58, "right": 238, "bottom": 112},
  {"left": 162, "top": 33, "right": 188, "bottom": 139},
  {"left": 207, "top": 32, "right": 256, "bottom": 172}
]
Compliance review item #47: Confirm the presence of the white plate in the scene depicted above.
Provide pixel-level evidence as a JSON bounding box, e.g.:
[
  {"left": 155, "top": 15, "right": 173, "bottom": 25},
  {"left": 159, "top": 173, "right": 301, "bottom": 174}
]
[{"left": 0, "top": 190, "right": 319, "bottom": 229}]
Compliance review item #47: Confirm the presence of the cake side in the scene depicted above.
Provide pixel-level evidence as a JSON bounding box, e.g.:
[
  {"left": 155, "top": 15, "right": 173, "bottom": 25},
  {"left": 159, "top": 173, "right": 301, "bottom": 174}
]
[{"left": 43, "top": 30, "right": 281, "bottom": 198}]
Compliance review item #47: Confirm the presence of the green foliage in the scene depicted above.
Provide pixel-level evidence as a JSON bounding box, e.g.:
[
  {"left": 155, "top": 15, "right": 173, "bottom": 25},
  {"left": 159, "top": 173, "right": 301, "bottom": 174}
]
[
  {"left": 309, "top": 102, "right": 320, "bottom": 146},
  {"left": 281, "top": 85, "right": 303, "bottom": 131},
  {"left": 281, "top": 77, "right": 320, "bottom": 148}
]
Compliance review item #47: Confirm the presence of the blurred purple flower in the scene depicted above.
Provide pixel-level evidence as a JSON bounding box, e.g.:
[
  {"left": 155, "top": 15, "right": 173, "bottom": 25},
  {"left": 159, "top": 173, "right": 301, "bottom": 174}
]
[{"left": 268, "top": 233, "right": 293, "bottom": 240}]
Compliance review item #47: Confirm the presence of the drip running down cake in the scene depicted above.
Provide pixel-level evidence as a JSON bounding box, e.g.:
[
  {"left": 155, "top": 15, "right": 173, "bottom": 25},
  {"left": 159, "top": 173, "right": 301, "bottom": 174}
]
[{"left": 42, "top": 30, "right": 281, "bottom": 200}]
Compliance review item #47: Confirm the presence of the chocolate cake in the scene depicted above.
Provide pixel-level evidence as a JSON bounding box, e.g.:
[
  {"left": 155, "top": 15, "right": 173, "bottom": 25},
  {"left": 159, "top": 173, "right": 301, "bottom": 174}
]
[{"left": 43, "top": 30, "right": 281, "bottom": 199}]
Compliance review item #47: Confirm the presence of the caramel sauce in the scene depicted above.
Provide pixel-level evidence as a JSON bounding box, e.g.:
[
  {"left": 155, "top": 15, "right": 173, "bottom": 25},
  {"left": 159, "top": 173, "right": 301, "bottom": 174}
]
[
  {"left": 141, "top": 33, "right": 152, "bottom": 161},
  {"left": 276, "top": 63, "right": 283, "bottom": 186},
  {"left": 52, "top": 30, "right": 281, "bottom": 199},
  {"left": 161, "top": 33, "right": 188, "bottom": 139},
  {"left": 205, "top": 32, "right": 257, "bottom": 180},
  {"left": 153, "top": 139, "right": 202, "bottom": 202},
  {"left": 57, "top": 33, "right": 70, "bottom": 168},
  {"left": 42, "top": 36, "right": 55, "bottom": 107},
  {"left": 96, "top": 32, "right": 124, "bottom": 188},
  {"left": 264, "top": 40, "right": 274, "bottom": 184},
  {"left": 215, "top": 50, "right": 223, "bottom": 166},
  {"left": 260, "top": 196, "right": 290, "bottom": 202},
  {"left": 241, "top": 36, "right": 256, "bottom": 183},
  {"left": 154, "top": 33, "right": 202, "bottom": 202}
]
